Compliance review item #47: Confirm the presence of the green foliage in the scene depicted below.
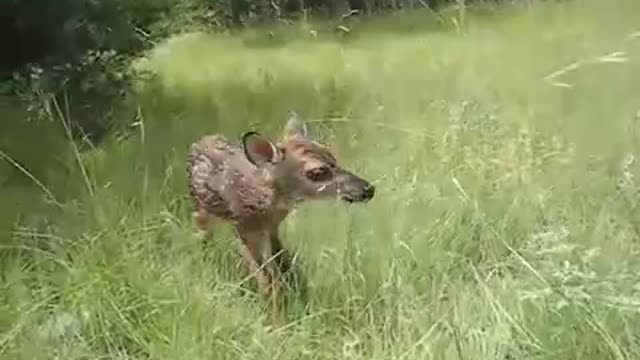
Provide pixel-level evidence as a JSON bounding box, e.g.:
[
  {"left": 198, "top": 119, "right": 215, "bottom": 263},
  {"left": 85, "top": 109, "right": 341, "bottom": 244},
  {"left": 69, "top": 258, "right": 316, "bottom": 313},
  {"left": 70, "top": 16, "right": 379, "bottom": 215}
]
[
  {"left": 3, "top": 0, "right": 640, "bottom": 358},
  {"left": 0, "top": 0, "right": 514, "bottom": 142},
  {"left": 1, "top": 0, "right": 221, "bottom": 142}
]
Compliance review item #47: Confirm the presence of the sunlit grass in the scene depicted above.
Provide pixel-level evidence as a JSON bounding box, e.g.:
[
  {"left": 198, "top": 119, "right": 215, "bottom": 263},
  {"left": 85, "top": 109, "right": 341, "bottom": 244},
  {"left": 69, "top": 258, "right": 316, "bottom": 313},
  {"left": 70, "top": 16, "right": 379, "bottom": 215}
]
[{"left": 2, "top": 0, "right": 640, "bottom": 358}]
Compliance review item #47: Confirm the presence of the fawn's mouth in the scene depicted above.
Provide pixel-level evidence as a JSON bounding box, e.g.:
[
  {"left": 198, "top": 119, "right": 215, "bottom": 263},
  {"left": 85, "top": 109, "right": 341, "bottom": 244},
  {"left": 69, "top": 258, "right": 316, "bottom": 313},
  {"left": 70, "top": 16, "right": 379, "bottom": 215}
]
[
  {"left": 340, "top": 185, "right": 375, "bottom": 204},
  {"left": 341, "top": 196, "right": 356, "bottom": 203},
  {"left": 341, "top": 196, "right": 372, "bottom": 204}
]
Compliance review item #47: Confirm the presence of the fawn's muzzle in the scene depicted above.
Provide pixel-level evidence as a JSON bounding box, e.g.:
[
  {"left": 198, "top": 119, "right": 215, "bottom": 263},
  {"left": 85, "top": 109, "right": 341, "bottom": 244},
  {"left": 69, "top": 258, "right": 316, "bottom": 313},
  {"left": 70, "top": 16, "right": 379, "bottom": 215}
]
[{"left": 338, "top": 170, "right": 376, "bottom": 203}]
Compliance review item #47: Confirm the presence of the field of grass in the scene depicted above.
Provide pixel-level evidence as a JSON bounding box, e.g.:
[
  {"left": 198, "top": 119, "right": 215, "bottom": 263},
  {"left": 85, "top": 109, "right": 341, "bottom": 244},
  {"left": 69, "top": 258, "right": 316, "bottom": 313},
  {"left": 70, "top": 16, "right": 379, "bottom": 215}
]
[{"left": 2, "top": 0, "right": 640, "bottom": 358}]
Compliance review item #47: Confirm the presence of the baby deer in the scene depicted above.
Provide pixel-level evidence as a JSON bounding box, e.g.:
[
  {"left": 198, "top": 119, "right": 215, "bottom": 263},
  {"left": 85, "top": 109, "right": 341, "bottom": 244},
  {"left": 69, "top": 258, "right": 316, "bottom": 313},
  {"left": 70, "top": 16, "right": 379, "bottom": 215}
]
[{"left": 186, "top": 111, "right": 375, "bottom": 297}]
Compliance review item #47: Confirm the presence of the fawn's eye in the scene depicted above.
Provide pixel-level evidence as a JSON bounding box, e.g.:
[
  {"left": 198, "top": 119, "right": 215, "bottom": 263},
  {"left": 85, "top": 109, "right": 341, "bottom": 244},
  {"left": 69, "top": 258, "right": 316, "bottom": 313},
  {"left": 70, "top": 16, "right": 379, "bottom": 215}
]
[{"left": 305, "top": 166, "right": 333, "bottom": 182}]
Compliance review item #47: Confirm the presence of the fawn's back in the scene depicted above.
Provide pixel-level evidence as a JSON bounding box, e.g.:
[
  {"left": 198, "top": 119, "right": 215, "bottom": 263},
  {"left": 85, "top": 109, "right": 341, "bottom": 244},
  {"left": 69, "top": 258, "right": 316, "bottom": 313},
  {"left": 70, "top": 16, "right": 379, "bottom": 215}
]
[
  {"left": 186, "top": 111, "right": 375, "bottom": 230},
  {"left": 187, "top": 134, "right": 283, "bottom": 224}
]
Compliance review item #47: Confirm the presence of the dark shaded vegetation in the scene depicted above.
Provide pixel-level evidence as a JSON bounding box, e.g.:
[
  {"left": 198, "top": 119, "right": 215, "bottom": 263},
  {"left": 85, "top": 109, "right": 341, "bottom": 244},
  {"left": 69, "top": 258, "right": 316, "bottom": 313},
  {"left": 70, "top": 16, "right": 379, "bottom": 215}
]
[{"left": 1, "top": 0, "right": 535, "bottom": 141}]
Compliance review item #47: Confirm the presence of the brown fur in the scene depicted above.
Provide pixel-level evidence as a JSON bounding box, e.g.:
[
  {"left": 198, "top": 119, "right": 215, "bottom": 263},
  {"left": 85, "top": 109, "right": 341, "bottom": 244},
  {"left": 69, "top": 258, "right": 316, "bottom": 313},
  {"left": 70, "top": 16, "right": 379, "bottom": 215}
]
[{"left": 186, "top": 111, "right": 375, "bottom": 298}]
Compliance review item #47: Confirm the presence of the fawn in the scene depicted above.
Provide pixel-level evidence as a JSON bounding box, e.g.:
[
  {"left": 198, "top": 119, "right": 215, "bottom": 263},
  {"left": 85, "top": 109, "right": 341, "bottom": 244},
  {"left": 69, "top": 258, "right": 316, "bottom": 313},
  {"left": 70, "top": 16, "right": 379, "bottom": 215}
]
[{"left": 186, "top": 111, "right": 375, "bottom": 297}]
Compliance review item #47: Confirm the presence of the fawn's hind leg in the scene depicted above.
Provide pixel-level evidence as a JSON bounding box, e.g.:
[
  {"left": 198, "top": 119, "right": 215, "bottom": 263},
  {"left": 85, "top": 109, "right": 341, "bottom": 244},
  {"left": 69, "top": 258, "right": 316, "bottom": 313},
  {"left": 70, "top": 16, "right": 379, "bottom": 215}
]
[{"left": 193, "top": 206, "right": 216, "bottom": 234}]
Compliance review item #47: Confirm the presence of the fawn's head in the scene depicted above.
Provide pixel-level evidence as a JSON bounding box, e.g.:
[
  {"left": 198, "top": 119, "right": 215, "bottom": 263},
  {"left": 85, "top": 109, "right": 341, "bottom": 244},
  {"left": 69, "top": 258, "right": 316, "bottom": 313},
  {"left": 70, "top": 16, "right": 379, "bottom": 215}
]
[{"left": 241, "top": 111, "right": 375, "bottom": 204}]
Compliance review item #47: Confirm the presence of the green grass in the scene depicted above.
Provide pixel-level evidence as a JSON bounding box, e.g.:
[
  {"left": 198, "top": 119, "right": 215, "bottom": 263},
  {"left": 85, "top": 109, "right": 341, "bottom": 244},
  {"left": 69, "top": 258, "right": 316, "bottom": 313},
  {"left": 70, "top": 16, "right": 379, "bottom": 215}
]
[{"left": 3, "top": 0, "right": 640, "bottom": 358}]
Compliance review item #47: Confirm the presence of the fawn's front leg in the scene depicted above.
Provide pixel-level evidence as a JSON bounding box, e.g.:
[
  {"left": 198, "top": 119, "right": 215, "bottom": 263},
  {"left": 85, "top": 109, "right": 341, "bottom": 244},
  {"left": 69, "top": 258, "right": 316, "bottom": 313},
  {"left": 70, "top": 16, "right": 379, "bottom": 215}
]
[
  {"left": 235, "top": 226, "right": 284, "bottom": 322},
  {"left": 268, "top": 227, "right": 292, "bottom": 276},
  {"left": 235, "top": 227, "right": 276, "bottom": 296},
  {"left": 268, "top": 227, "right": 308, "bottom": 300}
]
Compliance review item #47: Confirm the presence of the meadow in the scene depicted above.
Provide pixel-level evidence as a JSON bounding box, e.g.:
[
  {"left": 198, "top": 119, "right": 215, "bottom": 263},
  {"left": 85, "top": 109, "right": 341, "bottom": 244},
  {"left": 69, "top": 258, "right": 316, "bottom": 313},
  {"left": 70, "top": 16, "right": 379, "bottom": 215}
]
[{"left": 2, "top": 0, "right": 640, "bottom": 358}]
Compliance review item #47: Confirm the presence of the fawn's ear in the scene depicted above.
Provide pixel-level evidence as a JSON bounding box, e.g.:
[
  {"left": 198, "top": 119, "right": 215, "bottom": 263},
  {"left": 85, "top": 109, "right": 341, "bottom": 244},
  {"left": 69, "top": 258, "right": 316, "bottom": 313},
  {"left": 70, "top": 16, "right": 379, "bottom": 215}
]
[
  {"left": 242, "top": 132, "right": 281, "bottom": 167},
  {"left": 283, "top": 110, "right": 308, "bottom": 140}
]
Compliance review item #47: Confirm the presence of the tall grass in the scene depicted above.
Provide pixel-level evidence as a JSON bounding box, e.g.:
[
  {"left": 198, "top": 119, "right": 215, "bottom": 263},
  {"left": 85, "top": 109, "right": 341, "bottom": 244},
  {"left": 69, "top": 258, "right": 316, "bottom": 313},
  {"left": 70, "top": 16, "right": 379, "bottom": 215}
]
[{"left": 2, "top": 0, "right": 640, "bottom": 358}]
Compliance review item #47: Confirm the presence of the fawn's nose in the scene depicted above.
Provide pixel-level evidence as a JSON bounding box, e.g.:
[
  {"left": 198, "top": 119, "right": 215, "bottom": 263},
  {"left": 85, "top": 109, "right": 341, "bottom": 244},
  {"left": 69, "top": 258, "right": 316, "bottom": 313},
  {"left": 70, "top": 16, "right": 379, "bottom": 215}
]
[{"left": 362, "top": 184, "right": 375, "bottom": 201}]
